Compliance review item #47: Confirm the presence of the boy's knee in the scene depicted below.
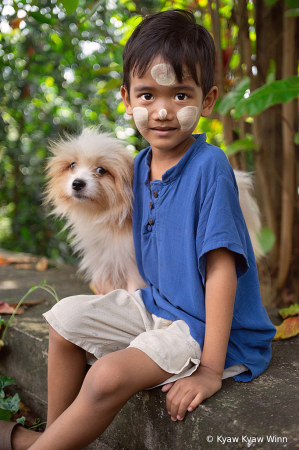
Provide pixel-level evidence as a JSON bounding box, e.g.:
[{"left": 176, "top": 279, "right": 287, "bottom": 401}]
[{"left": 83, "top": 359, "right": 126, "bottom": 402}]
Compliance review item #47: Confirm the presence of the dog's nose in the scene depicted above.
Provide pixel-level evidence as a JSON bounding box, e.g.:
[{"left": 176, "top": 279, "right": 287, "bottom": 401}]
[{"left": 72, "top": 179, "right": 86, "bottom": 191}]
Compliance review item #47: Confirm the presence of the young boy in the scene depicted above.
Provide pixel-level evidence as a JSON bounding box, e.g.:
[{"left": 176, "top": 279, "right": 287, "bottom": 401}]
[{"left": 5, "top": 9, "right": 276, "bottom": 450}]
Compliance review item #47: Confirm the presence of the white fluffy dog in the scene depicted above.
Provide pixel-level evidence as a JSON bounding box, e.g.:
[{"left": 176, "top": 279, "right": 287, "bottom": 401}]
[{"left": 45, "top": 127, "right": 262, "bottom": 295}]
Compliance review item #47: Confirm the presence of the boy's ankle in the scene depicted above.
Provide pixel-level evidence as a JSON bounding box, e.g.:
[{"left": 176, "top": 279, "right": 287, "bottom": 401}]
[{"left": 11, "top": 426, "right": 42, "bottom": 450}]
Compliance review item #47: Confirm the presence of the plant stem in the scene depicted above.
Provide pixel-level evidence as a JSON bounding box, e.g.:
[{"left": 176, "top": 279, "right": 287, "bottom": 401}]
[
  {"left": 28, "top": 421, "right": 47, "bottom": 430},
  {"left": 1, "top": 283, "right": 59, "bottom": 344}
]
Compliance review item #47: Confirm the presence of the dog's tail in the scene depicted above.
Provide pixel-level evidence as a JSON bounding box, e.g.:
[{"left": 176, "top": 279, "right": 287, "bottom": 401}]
[{"left": 234, "top": 170, "right": 264, "bottom": 260}]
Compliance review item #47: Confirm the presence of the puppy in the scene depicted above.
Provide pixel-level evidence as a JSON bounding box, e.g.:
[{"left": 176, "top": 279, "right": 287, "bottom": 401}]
[
  {"left": 45, "top": 127, "right": 146, "bottom": 295},
  {"left": 45, "top": 127, "right": 263, "bottom": 295}
]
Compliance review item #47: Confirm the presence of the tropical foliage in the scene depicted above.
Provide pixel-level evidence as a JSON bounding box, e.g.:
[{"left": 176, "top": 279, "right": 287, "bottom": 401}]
[{"left": 0, "top": 0, "right": 298, "bottom": 301}]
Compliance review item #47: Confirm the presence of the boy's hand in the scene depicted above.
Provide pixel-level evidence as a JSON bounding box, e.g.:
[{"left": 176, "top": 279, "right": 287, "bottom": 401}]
[{"left": 161, "top": 365, "right": 222, "bottom": 421}]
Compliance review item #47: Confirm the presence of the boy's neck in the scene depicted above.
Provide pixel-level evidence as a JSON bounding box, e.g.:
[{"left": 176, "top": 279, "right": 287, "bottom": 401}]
[{"left": 150, "top": 135, "right": 196, "bottom": 181}]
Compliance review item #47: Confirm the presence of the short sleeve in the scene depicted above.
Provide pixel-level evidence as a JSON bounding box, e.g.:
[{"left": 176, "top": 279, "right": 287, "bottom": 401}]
[{"left": 196, "top": 174, "right": 249, "bottom": 285}]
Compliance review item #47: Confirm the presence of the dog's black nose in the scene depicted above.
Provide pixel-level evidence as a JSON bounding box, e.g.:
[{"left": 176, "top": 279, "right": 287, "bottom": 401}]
[{"left": 72, "top": 179, "right": 86, "bottom": 191}]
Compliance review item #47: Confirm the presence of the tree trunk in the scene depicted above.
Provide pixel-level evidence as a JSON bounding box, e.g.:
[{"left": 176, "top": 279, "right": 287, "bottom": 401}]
[
  {"left": 253, "top": 0, "right": 284, "bottom": 263},
  {"left": 277, "top": 6, "right": 296, "bottom": 289}
]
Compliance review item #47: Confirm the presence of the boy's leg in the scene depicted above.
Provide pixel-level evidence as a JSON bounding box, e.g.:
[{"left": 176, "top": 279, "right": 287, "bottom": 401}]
[
  {"left": 46, "top": 325, "right": 87, "bottom": 427},
  {"left": 24, "top": 347, "right": 171, "bottom": 450},
  {"left": 11, "top": 326, "right": 88, "bottom": 449}
]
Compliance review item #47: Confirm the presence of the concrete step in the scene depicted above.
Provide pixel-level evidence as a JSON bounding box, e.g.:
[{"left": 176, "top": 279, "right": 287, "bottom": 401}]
[{"left": 1, "top": 250, "right": 299, "bottom": 449}]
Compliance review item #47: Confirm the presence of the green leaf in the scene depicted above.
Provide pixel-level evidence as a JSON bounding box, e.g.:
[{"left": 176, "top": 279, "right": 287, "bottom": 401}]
[
  {"left": 278, "top": 303, "right": 299, "bottom": 319},
  {"left": 0, "top": 376, "right": 14, "bottom": 391},
  {"left": 294, "top": 131, "right": 299, "bottom": 145},
  {"left": 119, "top": 16, "right": 143, "bottom": 46},
  {"left": 97, "top": 78, "right": 122, "bottom": 94},
  {"left": 217, "top": 77, "right": 251, "bottom": 115},
  {"left": 0, "top": 316, "right": 6, "bottom": 326},
  {"left": 0, "top": 393, "right": 20, "bottom": 414},
  {"left": 234, "top": 76, "right": 299, "bottom": 119},
  {"left": 257, "top": 227, "right": 276, "bottom": 253},
  {"left": 285, "top": 8, "right": 299, "bottom": 16},
  {"left": 229, "top": 53, "right": 240, "bottom": 70},
  {"left": 94, "top": 65, "right": 123, "bottom": 75},
  {"left": 60, "top": 0, "right": 79, "bottom": 15},
  {"left": 20, "top": 226, "right": 31, "bottom": 241},
  {"left": 264, "top": 0, "right": 279, "bottom": 6},
  {"left": 17, "top": 416, "right": 26, "bottom": 425},
  {"left": 285, "top": 0, "right": 299, "bottom": 8},
  {"left": 225, "top": 136, "right": 257, "bottom": 157},
  {"left": 0, "top": 409, "right": 12, "bottom": 421},
  {"left": 211, "top": 97, "right": 221, "bottom": 113},
  {"left": 266, "top": 59, "right": 276, "bottom": 84},
  {"left": 30, "top": 12, "right": 56, "bottom": 25}
]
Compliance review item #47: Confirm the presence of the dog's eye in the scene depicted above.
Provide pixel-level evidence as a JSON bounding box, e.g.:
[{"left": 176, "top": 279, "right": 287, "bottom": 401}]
[
  {"left": 96, "top": 167, "right": 106, "bottom": 175},
  {"left": 70, "top": 162, "right": 77, "bottom": 170}
]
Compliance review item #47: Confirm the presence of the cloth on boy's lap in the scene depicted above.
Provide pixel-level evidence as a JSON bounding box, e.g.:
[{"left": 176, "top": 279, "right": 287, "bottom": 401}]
[
  {"left": 132, "top": 133, "right": 276, "bottom": 382},
  {"left": 43, "top": 289, "right": 247, "bottom": 386}
]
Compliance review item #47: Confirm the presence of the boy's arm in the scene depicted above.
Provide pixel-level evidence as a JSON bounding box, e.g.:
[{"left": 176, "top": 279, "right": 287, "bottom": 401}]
[{"left": 162, "top": 247, "right": 237, "bottom": 421}]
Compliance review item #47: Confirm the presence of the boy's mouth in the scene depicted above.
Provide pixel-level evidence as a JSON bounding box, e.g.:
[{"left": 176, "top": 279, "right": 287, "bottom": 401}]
[
  {"left": 151, "top": 126, "right": 176, "bottom": 130},
  {"left": 150, "top": 126, "right": 177, "bottom": 136}
]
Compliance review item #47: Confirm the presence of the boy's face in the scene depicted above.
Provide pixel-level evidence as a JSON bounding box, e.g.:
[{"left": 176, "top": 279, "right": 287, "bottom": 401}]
[{"left": 121, "top": 56, "right": 217, "bottom": 154}]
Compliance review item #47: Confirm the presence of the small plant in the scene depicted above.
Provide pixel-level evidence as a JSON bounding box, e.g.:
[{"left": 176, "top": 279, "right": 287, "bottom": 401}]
[
  {"left": 0, "top": 376, "right": 19, "bottom": 422},
  {"left": 0, "top": 375, "right": 46, "bottom": 428},
  {"left": 0, "top": 280, "right": 59, "bottom": 349},
  {"left": 0, "top": 281, "right": 58, "bottom": 427}
]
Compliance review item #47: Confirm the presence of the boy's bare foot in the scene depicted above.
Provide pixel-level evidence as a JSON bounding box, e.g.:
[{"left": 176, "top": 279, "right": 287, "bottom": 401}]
[{"left": 11, "top": 426, "right": 42, "bottom": 450}]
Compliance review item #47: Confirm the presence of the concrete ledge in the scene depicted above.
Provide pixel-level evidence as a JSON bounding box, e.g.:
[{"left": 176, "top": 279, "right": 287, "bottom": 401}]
[{"left": 1, "top": 250, "right": 299, "bottom": 449}]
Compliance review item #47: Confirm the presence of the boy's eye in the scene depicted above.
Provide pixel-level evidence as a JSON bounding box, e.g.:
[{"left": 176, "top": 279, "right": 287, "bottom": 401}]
[
  {"left": 140, "top": 93, "right": 153, "bottom": 101},
  {"left": 175, "top": 93, "right": 188, "bottom": 101}
]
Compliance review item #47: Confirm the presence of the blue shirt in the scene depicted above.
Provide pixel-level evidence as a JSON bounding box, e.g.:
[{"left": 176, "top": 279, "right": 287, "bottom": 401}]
[{"left": 132, "top": 133, "right": 276, "bottom": 382}]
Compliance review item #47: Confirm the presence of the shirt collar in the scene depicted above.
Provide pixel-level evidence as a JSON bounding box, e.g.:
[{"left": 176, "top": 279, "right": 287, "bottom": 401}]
[{"left": 144, "top": 133, "right": 207, "bottom": 186}]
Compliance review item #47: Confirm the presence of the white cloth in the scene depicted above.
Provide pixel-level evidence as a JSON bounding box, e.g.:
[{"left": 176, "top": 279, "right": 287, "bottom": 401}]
[{"left": 43, "top": 289, "right": 247, "bottom": 387}]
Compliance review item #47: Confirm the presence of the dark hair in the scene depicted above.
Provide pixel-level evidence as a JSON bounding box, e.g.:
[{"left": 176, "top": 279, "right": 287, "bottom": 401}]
[{"left": 122, "top": 10, "right": 216, "bottom": 99}]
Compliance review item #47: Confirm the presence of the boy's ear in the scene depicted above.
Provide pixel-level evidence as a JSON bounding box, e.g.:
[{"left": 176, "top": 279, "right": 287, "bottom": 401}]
[
  {"left": 120, "top": 86, "right": 133, "bottom": 115},
  {"left": 201, "top": 86, "right": 218, "bottom": 117}
]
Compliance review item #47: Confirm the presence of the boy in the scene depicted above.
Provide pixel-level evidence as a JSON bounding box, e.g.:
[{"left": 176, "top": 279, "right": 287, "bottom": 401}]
[{"left": 5, "top": 9, "right": 276, "bottom": 450}]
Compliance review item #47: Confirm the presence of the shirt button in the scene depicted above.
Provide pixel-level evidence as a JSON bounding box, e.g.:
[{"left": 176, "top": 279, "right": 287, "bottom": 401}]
[
  {"left": 153, "top": 191, "right": 158, "bottom": 198},
  {"left": 148, "top": 218, "right": 153, "bottom": 225},
  {"left": 150, "top": 201, "right": 153, "bottom": 209}
]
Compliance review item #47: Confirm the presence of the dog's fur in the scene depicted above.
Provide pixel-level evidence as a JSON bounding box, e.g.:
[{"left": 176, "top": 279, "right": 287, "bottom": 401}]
[
  {"left": 234, "top": 170, "right": 263, "bottom": 259},
  {"left": 45, "top": 127, "right": 262, "bottom": 294},
  {"left": 45, "top": 127, "right": 146, "bottom": 294}
]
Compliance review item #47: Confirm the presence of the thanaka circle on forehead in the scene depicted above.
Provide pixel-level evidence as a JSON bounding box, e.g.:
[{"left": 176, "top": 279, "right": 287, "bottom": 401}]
[
  {"left": 151, "top": 63, "right": 176, "bottom": 86},
  {"left": 132, "top": 107, "right": 148, "bottom": 130},
  {"left": 150, "top": 63, "right": 193, "bottom": 86},
  {"left": 177, "top": 106, "right": 199, "bottom": 131}
]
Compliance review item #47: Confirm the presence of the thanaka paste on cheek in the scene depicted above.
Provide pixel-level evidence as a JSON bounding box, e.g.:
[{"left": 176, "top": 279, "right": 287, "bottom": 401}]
[
  {"left": 158, "top": 109, "right": 167, "bottom": 120},
  {"left": 132, "top": 107, "right": 148, "bottom": 130},
  {"left": 177, "top": 106, "right": 199, "bottom": 131}
]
